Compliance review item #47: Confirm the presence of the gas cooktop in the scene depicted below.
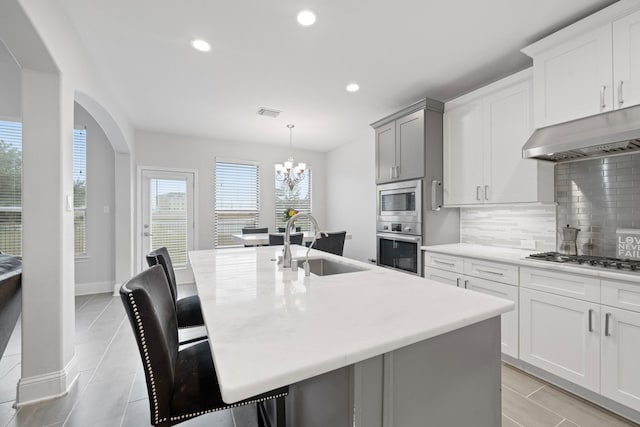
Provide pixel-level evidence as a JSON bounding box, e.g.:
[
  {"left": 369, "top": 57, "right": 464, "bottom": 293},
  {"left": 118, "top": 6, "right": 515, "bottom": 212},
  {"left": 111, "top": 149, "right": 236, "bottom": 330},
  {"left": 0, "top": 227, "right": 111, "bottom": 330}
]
[{"left": 527, "top": 252, "right": 640, "bottom": 273}]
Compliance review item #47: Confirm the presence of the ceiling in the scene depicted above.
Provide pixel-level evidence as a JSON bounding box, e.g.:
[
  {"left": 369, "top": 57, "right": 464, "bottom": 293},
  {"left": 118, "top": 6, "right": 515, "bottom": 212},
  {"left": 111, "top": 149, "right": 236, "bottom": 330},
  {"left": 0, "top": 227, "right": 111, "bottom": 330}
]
[{"left": 57, "top": 0, "right": 617, "bottom": 152}]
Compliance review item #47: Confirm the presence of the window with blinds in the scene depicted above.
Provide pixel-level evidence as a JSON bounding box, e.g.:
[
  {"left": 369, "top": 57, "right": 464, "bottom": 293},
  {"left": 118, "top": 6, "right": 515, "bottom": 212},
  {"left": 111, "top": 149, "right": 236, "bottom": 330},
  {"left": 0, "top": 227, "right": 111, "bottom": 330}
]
[
  {"left": 0, "top": 120, "right": 87, "bottom": 257},
  {"left": 73, "top": 128, "right": 87, "bottom": 256},
  {"left": 0, "top": 120, "right": 22, "bottom": 256},
  {"left": 215, "top": 160, "right": 260, "bottom": 247},
  {"left": 275, "top": 169, "right": 312, "bottom": 231}
]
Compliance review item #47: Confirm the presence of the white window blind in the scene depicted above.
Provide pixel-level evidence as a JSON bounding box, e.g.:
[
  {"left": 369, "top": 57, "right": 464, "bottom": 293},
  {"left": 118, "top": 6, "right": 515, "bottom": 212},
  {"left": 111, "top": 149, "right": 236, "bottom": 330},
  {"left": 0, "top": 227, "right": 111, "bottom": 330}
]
[
  {"left": 275, "top": 169, "right": 312, "bottom": 231},
  {"left": 0, "top": 120, "right": 22, "bottom": 256},
  {"left": 0, "top": 120, "right": 87, "bottom": 257},
  {"left": 215, "top": 160, "right": 260, "bottom": 247},
  {"left": 73, "top": 128, "right": 87, "bottom": 256}
]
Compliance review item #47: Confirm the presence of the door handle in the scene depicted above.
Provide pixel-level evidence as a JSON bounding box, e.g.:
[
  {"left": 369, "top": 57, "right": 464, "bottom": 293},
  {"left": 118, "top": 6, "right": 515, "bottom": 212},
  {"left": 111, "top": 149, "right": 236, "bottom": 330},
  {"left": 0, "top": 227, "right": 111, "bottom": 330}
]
[
  {"left": 431, "top": 180, "right": 442, "bottom": 211},
  {"left": 476, "top": 186, "right": 482, "bottom": 201},
  {"left": 605, "top": 312, "right": 612, "bottom": 337},
  {"left": 618, "top": 80, "right": 624, "bottom": 107},
  {"left": 389, "top": 167, "right": 394, "bottom": 179},
  {"left": 456, "top": 278, "right": 461, "bottom": 287},
  {"left": 143, "top": 231, "right": 153, "bottom": 237},
  {"left": 484, "top": 185, "right": 489, "bottom": 201},
  {"left": 588, "top": 309, "right": 594, "bottom": 332},
  {"left": 464, "top": 279, "right": 469, "bottom": 289}
]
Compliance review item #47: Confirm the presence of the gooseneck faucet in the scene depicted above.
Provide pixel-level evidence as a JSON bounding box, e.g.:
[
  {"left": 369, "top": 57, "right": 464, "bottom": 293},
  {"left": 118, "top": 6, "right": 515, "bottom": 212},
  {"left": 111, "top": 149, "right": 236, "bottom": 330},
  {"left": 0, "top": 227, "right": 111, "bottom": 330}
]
[{"left": 282, "top": 213, "right": 325, "bottom": 269}]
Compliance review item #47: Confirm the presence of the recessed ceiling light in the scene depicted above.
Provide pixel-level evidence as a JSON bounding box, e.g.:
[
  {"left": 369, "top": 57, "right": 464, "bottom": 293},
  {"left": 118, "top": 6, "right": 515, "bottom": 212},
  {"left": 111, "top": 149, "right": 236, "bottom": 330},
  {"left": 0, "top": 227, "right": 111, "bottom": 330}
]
[
  {"left": 297, "top": 10, "right": 316, "bottom": 26},
  {"left": 346, "top": 83, "right": 360, "bottom": 92},
  {"left": 191, "top": 39, "right": 211, "bottom": 52}
]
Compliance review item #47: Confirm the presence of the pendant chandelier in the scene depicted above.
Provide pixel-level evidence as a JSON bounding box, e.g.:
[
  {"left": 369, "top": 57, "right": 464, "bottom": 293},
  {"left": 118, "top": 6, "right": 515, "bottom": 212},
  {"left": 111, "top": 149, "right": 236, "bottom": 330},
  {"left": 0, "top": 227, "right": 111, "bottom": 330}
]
[{"left": 275, "top": 124, "right": 306, "bottom": 191}]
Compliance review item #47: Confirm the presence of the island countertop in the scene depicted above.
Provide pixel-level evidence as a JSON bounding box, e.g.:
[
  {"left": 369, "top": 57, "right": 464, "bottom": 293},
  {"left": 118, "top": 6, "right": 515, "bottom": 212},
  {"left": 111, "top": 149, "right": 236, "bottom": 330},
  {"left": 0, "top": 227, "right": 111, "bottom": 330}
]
[{"left": 189, "top": 246, "right": 514, "bottom": 403}]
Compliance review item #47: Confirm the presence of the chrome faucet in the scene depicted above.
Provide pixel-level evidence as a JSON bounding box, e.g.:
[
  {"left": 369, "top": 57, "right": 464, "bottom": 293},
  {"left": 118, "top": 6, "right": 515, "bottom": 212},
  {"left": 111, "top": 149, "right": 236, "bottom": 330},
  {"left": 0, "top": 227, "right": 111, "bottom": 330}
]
[{"left": 282, "top": 212, "right": 326, "bottom": 270}]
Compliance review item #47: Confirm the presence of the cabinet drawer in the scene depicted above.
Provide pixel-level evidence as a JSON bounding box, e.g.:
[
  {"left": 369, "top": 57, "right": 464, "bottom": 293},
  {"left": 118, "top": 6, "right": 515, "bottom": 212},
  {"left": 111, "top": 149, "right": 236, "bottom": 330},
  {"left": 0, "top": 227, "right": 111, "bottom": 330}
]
[
  {"left": 423, "top": 267, "right": 462, "bottom": 287},
  {"left": 464, "top": 258, "right": 518, "bottom": 285},
  {"left": 602, "top": 279, "right": 640, "bottom": 313},
  {"left": 423, "top": 252, "right": 463, "bottom": 273},
  {"left": 520, "top": 267, "right": 600, "bottom": 303}
]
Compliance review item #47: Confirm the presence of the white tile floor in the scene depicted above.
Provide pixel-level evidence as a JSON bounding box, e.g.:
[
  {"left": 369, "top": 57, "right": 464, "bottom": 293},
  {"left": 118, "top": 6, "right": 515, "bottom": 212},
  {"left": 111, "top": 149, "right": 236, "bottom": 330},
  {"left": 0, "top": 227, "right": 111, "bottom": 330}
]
[{"left": 0, "top": 290, "right": 638, "bottom": 427}]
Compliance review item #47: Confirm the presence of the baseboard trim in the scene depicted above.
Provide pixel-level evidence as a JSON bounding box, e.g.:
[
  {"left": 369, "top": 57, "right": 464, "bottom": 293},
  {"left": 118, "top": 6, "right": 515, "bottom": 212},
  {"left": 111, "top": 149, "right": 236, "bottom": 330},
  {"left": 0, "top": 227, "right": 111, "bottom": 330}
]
[
  {"left": 15, "top": 355, "right": 78, "bottom": 407},
  {"left": 75, "top": 281, "right": 115, "bottom": 296}
]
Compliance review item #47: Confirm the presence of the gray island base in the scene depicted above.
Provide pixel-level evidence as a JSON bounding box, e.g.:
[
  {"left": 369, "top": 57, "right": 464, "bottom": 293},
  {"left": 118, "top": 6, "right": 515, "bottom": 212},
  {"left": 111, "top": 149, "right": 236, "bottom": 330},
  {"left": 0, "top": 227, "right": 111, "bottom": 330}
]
[{"left": 277, "top": 317, "right": 501, "bottom": 427}]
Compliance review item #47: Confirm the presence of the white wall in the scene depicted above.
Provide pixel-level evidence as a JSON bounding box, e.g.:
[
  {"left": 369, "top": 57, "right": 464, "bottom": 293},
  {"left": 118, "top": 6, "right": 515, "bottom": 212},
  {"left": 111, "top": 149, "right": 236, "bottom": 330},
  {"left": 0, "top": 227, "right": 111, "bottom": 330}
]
[
  {"left": 73, "top": 103, "right": 116, "bottom": 294},
  {"left": 325, "top": 135, "right": 376, "bottom": 263},
  {"left": 134, "top": 130, "right": 327, "bottom": 255},
  {"left": 0, "top": 43, "right": 20, "bottom": 119}
]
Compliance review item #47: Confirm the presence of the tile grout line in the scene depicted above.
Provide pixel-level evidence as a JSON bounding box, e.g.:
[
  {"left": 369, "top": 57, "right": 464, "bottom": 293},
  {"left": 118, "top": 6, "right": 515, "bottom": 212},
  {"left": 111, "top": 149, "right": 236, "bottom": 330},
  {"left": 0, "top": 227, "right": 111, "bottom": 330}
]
[
  {"left": 503, "top": 412, "right": 525, "bottom": 427},
  {"left": 79, "top": 295, "right": 117, "bottom": 333},
  {"left": 527, "top": 384, "right": 547, "bottom": 398},
  {"left": 120, "top": 361, "right": 144, "bottom": 427},
  {"left": 503, "top": 383, "right": 572, "bottom": 425},
  {"left": 553, "top": 418, "right": 567, "bottom": 427},
  {"left": 62, "top": 315, "right": 128, "bottom": 427}
]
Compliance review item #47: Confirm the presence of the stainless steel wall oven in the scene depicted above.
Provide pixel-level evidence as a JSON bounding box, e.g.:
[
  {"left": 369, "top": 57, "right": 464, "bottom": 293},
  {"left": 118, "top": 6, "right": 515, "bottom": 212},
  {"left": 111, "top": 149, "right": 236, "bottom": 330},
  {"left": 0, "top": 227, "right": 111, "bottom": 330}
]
[{"left": 376, "top": 179, "right": 423, "bottom": 275}]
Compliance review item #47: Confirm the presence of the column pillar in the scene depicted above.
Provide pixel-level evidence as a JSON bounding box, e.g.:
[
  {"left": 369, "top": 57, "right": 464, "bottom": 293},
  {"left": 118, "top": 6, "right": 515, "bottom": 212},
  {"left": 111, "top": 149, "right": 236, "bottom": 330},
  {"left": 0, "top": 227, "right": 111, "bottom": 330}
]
[{"left": 17, "top": 68, "right": 77, "bottom": 405}]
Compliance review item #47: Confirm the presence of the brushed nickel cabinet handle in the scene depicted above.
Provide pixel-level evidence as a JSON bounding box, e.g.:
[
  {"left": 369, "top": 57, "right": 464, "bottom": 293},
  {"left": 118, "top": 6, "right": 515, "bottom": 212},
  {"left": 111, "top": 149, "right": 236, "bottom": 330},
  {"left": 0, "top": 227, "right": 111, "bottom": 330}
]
[
  {"left": 588, "top": 309, "right": 594, "bottom": 332},
  {"left": 618, "top": 80, "right": 624, "bottom": 107},
  {"left": 389, "top": 167, "right": 394, "bottom": 179},
  {"left": 484, "top": 185, "right": 489, "bottom": 201},
  {"left": 476, "top": 186, "right": 481, "bottom": 201},
  {"left": 464, "top": 279, "right": 469, "bottom": 289},
  {"left": 456, "top": 278, "right": 461, "bottom": 287},
  {"left": 605, "top": 312, "right": 612, "bottom": 337},
  {"left": 600, "top": 85, "right": 607, "bottom": 111}
]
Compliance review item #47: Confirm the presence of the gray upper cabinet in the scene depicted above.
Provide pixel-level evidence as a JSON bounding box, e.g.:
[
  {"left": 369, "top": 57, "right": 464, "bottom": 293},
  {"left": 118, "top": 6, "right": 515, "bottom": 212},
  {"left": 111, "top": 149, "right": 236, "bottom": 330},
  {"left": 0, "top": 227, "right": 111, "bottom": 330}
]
[{"left": 374, "top": 108, "right": 425, "bottom": 184}]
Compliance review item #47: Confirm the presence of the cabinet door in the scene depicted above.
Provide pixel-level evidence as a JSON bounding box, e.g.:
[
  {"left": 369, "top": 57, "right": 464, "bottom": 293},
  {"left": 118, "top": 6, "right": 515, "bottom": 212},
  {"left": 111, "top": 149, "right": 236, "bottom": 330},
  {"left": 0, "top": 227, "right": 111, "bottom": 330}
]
[
  {"left": 532, "top": 25, "right": 613, "bottom": 128},
  {"left": 466, "top": 276, "right": 519, "bottom": 358},
  {"left": 375, "top": 121, "right": 396, "bottom": 183},
  {"left": 601, "top": 306, "right": 640, "bottom": 412},
  {"left": 484, "top": 80, "right": 539, "bottom": 204},
  {"left": 519, "top": 288, "right": 600, "bottom": 391},
  {"left": 613, "top": 9, "right": 640, "bottom": 110},
  {"left": 395, "top": 110, "right": 424, "bottom": 181},
  {"left": 443, "top": 101, "right": 483, "bottom": 205},
  {"left": 423, "top": 267, "right": 463, "bottom": 287}
]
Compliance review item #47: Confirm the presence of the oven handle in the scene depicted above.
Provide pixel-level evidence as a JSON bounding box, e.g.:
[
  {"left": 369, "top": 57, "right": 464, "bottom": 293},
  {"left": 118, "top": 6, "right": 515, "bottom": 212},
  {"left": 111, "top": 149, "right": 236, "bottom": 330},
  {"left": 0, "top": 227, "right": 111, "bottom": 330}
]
[{"left": 376, "top": 233, "right": 422, "bottom": 244}]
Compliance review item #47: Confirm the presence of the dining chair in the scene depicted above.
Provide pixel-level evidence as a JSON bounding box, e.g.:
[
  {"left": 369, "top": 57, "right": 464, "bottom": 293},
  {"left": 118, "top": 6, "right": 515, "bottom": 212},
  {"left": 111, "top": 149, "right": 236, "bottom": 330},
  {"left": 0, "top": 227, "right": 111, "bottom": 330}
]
[
  {"left": 311, "top": 231, "right": 347, "bottom": 256},
  {"left": 242, "top": 227, "right": 269, "bottom": 247},
  {"left": 242, "top": 227, "right": 268, "bottom": 234},
  {"left": 269, "top": 232, "right": 303, "bottom": 246},
  {"left": 146, "top": 247, "right": 206, "bottom": 345},
  {"left": 277, "top": 226, "right": 301, "bottom": 232},
  {"left": 120, "top": 265, "right": 288, "bottom": 427}
]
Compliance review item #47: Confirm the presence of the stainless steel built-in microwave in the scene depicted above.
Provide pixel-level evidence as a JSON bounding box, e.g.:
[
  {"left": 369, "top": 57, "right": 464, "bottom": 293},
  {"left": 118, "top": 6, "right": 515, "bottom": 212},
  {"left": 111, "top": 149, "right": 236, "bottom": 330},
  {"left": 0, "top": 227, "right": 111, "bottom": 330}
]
[{"left": 377, "top": 179, "right": 422, "bottom": 222}]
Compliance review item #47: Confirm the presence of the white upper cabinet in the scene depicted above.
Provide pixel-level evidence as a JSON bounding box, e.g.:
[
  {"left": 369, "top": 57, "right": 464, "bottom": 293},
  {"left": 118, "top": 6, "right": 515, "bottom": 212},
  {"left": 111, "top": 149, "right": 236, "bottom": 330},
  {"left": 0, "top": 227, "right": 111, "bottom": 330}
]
[
  {"left": 443, "top": 69, "right": 554, "bottom": 206},
  {"left": 613, "top": 9, "right": 640, "bottom": 110},
  {"left": 522, "top": 3, "right": 640, "bottom": 128}
]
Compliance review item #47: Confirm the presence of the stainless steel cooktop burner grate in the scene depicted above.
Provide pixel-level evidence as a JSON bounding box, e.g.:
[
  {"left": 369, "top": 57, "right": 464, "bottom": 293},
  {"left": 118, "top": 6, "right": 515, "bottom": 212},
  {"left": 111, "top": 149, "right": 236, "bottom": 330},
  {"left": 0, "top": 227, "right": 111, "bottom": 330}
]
[{"left": 527, "top": 252, "right": 640, "bottom": 272}]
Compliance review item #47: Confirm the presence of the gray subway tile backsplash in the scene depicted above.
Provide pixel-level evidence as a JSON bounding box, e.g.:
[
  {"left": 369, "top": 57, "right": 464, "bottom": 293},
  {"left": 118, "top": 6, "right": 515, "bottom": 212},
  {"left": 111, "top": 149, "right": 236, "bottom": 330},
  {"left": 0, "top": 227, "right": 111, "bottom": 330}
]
[{"left": 557, "top": 154, "right": 640, "bottom": 257}]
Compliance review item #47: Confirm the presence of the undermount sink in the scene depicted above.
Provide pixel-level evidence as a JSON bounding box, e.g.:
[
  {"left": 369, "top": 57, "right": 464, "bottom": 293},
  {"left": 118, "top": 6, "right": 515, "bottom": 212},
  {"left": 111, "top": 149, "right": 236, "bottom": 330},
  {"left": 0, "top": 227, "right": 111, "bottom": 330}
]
[{"left": 297, "top": 258, "right": 368, "bottom": 276}]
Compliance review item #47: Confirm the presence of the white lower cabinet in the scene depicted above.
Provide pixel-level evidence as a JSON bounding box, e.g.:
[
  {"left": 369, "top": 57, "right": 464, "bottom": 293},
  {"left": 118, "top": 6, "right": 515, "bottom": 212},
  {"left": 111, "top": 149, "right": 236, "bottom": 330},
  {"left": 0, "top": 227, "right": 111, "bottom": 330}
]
[
  {"left": 423, "top": 254, "right": 519, "bottom": 358},
  {"left": 466, "top": 276, "right": 519, "bottom": 358},
  {"left": 519, "top": 287, "right": 601, "bottom": 392}
]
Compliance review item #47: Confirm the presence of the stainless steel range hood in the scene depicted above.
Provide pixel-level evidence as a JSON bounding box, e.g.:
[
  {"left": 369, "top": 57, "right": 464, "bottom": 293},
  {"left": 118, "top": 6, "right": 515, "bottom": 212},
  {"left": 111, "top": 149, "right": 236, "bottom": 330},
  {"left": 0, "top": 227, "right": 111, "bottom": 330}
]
[{"left": 522, "top": 105, "right": 640, "bottom": 163}]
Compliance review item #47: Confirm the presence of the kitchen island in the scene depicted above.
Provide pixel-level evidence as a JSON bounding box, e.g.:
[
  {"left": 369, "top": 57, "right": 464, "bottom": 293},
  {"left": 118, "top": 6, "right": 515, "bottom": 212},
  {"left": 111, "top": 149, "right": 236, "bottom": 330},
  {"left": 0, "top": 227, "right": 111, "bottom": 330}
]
[{"left": 189, "top": 246, "right": 513, "bottom": 426}]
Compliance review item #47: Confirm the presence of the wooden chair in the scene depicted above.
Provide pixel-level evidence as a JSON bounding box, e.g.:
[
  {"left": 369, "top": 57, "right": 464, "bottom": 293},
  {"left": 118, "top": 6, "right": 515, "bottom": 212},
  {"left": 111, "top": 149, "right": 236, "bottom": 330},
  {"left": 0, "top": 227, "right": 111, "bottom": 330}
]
[
  {"left": 312, "top": 231, "right": 347, "bottom": 256},
  {"left": 120, "top": 265, "right": 288, "bottom": 427}
]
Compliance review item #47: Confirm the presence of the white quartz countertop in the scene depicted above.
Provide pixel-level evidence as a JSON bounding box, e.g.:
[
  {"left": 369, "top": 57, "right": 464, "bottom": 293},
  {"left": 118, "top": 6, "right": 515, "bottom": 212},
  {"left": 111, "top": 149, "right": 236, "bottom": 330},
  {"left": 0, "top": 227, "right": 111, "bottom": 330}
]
[
  {"left": 189, "top": 246, "right": 513, "bottom": 403},
  {"left": 422, "top": 243, "right": 640, "bottom": 282}
]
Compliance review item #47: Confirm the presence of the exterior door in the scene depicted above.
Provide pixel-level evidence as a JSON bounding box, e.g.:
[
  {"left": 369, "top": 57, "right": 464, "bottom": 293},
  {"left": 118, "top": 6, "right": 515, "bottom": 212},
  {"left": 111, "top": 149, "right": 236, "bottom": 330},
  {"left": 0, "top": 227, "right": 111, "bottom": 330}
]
[{"left": 141, "top": 169, "right": 195, "bottom": 284}]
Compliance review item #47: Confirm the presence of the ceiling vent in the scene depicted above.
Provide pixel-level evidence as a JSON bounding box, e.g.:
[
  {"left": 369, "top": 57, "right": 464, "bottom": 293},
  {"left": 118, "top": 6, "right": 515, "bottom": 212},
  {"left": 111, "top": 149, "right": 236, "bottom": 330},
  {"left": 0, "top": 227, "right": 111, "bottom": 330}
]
[{"left": 256, "top": 107, "right": 281, "bottom": 118}]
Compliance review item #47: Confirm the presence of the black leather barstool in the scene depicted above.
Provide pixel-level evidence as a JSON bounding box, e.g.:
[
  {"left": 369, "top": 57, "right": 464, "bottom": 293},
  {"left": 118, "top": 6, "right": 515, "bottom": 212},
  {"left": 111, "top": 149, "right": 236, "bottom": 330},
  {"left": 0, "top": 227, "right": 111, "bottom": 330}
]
[
  {"left": 312, "top": 231, "right": 347, "bottom": 256},
  {"left": 146, "top": 247, "right": 205, "bottom": 345},
  {"left": 269, "top": 232, "right": 303, "bottom": 246},
  {"left": 277, "top": 226, "right": 301, "bottom": 232},
  {"left": 120, "top": 265, "right": 288, "bottom": 427}
]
